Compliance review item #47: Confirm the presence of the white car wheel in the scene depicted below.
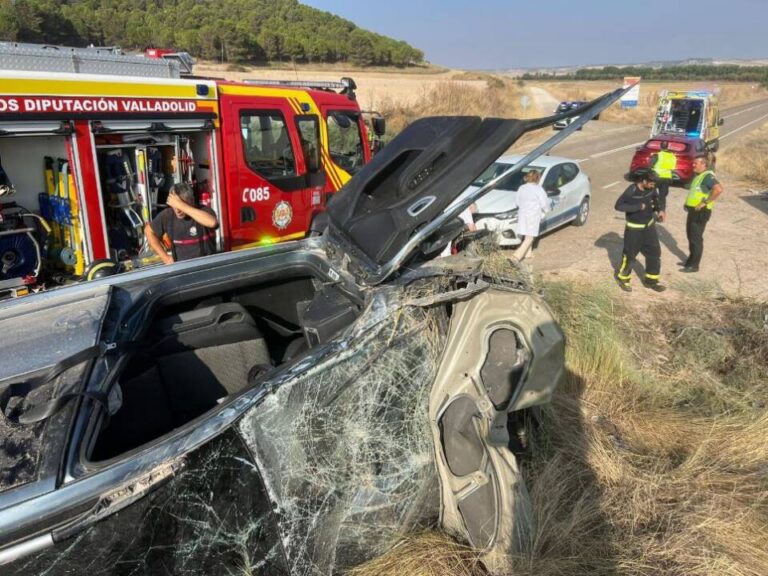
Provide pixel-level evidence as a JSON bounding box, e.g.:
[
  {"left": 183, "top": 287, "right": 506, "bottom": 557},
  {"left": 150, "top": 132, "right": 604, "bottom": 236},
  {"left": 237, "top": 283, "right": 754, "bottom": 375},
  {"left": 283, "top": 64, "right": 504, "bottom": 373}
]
[{"left": 573, "top": 197, "right": 590, "bottom": 226}]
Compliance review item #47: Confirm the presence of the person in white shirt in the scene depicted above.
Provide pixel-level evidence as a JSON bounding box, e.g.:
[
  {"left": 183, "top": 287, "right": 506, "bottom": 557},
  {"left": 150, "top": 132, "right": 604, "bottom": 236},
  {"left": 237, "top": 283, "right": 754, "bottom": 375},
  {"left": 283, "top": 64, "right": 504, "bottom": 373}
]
[{"left": 513, "top": 170, "right": 550, "bottom": 261}]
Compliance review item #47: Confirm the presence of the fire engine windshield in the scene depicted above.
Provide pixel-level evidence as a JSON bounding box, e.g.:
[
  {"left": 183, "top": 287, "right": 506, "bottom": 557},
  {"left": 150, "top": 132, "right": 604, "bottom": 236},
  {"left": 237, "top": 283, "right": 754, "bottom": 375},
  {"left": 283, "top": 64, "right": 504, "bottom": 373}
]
[{"left": 326, "top": 111, "right": 365, "bottom": 175}]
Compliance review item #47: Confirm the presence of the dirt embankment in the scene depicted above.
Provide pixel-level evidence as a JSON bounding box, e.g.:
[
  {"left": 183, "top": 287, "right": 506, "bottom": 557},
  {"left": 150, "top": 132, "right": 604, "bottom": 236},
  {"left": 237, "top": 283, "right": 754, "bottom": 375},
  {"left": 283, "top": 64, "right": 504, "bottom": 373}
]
[{"left": 195, "top": 60, "right": 489, "bottom": 109}]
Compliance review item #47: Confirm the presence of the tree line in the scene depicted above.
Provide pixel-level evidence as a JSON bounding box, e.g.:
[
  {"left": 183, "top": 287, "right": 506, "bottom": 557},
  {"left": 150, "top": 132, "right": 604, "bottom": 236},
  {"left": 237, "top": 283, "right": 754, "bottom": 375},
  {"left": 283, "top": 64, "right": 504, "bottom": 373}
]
[
  {"left": 0, "top": 0, "right": 425, "bottom": 67},
  {"left": 522, "top": 65, "right": 768, "bottom": 87}
]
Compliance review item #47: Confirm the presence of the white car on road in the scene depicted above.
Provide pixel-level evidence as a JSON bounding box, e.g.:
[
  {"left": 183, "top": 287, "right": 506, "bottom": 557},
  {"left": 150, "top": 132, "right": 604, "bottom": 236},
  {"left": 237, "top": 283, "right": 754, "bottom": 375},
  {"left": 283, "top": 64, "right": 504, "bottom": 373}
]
[{"left": 462, "top": 154, "right": 592, "bottom": 246}]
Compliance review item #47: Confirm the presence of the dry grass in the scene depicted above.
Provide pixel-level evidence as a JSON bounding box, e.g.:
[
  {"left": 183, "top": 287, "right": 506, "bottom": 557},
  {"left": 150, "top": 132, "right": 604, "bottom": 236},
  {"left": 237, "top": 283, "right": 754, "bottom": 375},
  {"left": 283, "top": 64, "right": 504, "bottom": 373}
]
[
  {"left": 196, "top": 61, "right": 526, "bottom": 135},
  {"left": 718, "top": 121, "right": 768, "bottom": 187},
  {"left": 510, "top": 281, "right": 768, "bottom": 576},
  {"left": 533, "top": 81, "right": 768, "bottom": 126},
  {"left": 378, "top": 79, "right": 528, "bottom": 135},
  {"left": 350, "top": 280, "right": 768, "bottom": 576},
  {"left": 347, "top": 532, "right": 487, "bottom": 576},
  {"left": 194, "top": 60, "right": 487, "bottom": 109}
]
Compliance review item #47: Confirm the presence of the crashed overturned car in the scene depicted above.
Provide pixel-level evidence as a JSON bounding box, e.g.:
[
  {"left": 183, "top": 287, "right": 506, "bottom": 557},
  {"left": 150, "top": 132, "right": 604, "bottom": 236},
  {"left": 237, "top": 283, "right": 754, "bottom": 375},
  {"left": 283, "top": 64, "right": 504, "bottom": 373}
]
[{"left": 0, "top": 88, "right": 625, "bottom": 575}]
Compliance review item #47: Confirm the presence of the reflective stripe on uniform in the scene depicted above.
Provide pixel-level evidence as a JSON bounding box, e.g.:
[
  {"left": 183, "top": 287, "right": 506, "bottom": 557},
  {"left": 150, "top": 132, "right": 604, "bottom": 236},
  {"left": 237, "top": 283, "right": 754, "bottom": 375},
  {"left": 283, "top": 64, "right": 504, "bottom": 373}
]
[
  {"left": 645, "top": 273, "right": 660, "bottom": 280},
  {"left": 617, "top": 254, "right": 632, "bottom": 280},
  {"left": 626, "top": 218, "right": 655, "bottom": 229}
]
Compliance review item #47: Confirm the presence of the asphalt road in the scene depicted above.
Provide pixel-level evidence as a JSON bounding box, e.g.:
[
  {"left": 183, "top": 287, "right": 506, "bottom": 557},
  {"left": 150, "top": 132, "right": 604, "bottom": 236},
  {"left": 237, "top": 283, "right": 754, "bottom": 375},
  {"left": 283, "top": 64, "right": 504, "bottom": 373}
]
[{"left": 517, "top": 98, "right": 768, "bottom": 274}]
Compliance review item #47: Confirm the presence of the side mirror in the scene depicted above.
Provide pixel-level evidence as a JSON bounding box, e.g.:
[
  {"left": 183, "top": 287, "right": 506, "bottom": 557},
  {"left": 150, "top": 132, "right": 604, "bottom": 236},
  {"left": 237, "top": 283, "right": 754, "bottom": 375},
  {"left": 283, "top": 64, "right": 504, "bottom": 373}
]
[
  {"left": 331, "top": 112, "right": 352, "bottom": 129},
  {"left": 306, "top": 171, "right": 326, "bottom": 188},
  {"left": 718, "top": 118, "right": 724, "bottom": 126},
  {"left": 546, "top": 187, "right": 561, "bottom": 196},
  {"left": 372, "top": 115, "right": 386, "bottom": 137}
]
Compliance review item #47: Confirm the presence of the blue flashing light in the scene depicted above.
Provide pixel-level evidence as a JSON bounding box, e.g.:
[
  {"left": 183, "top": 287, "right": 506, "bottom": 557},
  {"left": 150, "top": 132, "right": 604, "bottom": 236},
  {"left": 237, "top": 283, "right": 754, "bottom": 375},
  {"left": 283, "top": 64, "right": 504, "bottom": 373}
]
[
  {"left": 301, "top": 103, "right": 310, "bottom": 112},
  {"left": 687, "top": 132, "right": 700, "bottom": 137},
  {"left": 196, "top": 84, "right": 210, "bottom": 96}
]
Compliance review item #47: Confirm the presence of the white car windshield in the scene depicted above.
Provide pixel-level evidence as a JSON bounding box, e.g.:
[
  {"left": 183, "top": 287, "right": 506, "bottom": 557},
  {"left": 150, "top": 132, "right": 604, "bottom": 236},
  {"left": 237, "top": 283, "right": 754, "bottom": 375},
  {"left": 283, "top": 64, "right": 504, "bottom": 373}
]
[{"left": 471, "top": 163, "right": 545, "bottom": 191}]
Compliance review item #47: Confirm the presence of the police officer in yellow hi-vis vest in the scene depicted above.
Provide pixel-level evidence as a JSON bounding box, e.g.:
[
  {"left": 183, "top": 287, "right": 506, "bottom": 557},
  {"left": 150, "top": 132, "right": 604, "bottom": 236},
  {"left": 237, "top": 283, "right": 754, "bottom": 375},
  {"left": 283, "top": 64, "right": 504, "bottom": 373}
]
[
  {"left": 614, "top": 169, "right": 666, "bottom": 293},
  {"left": 650, "top": 140, "right": 677, "bottom": 208},
  {"left": 681, "top": 155, "right": 723, "bottom": 273}
]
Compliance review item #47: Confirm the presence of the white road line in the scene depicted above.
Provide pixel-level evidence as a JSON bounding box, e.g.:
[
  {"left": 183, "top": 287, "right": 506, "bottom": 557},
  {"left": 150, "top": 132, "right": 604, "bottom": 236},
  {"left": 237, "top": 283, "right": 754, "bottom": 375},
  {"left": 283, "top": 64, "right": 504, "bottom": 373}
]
[
  {"left": 519, "top": 100, "right": 768, "bottom": 162},
  {"left": 580, "top": 140, "right": 645, "bottom": 162},
  {"left": 719, "top": 110, "right": 768, "bottom": 140},
  {"left": 580, "top": 106, "right": 768, "bottom": 161},
  {"left": 602, "top": 180, "right": 622, "bottom": 189},
  {"left": 591, "top": 141, "right": 646, "bottom": 158},
  {"left": 723, "top": 101, "right": 768, "bottom": 119}
]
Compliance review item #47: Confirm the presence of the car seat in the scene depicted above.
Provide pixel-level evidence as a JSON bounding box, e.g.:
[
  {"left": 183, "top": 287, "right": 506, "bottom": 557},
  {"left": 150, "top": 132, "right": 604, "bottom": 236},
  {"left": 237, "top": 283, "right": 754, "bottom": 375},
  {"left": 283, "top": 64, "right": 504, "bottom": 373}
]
[{"left": 93, "top": 303, "right": 270, "bottom": 458}]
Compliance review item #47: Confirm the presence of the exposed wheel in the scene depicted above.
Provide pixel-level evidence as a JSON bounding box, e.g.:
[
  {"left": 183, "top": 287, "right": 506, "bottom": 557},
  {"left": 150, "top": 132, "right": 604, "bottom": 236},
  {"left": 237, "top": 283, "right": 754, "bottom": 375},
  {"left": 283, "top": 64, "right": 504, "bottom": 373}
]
[
  {"left": 573, "top": 197, "right": 590, "bottom": 226},
  {"left": 709, "top": 139, "right": 720, "bottom": 152},
  {"left": 82, "top": 258, "right": 119, "bottom": 281}
]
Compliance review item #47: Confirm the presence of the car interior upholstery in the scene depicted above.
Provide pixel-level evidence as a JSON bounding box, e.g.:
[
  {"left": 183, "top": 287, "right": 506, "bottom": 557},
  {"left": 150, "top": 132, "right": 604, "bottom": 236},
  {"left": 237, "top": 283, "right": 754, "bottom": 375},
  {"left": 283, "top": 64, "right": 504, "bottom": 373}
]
[{"left": 90, "top": 276, "right": 360, "bottom": 460}]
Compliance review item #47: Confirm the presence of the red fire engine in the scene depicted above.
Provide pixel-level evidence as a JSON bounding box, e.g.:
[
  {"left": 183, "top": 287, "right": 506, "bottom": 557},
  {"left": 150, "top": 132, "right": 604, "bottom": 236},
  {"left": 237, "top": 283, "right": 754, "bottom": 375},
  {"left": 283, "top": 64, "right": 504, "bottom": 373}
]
[{"left": 0, "top": 43, "right": 383, "bottom": 297}]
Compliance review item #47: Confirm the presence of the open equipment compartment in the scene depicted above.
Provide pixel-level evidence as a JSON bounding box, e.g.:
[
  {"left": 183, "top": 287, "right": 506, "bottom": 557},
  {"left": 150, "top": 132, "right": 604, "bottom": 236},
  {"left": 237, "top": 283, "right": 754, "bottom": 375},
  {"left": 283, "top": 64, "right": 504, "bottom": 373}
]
[
  {"left": 0, "top": 123, "right": 81, "bottom": 294},
  {"left": 92, "top": 119, "right": 220, "bottom": 267}
]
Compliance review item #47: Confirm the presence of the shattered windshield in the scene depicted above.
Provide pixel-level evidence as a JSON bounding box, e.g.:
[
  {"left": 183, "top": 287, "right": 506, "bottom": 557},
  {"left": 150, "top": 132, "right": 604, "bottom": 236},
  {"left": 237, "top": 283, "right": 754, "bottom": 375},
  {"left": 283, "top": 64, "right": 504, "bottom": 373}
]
[
  {"left": 472, "top": 163, "right": 546, "bottom": 191},
  {"left": 238, "top": 294, "right": 445, "bottom": 573}
]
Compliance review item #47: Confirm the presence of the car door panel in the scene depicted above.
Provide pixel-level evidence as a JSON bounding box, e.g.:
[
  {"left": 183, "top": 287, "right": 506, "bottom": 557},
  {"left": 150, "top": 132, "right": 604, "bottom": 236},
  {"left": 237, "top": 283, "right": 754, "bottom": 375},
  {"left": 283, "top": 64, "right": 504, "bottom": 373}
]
[
  {"left": 541, "top": 165, "right": 564, "bottom": 230},
  {"left": 557, "top": 163, "right": 580, "bottom": 216}
]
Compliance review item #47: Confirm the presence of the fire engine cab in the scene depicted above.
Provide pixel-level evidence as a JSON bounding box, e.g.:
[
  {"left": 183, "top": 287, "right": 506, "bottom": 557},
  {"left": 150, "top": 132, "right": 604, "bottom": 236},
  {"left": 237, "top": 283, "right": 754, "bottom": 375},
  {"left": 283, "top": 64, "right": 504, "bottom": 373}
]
[{"left": 0, "top": 43, "right": 382, "bottom": 298}]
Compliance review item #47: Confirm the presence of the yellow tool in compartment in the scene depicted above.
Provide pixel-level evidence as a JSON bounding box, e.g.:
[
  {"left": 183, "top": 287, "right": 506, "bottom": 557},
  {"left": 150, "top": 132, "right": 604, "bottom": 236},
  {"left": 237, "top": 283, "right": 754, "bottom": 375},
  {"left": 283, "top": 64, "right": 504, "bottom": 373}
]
[
  {"left": 57, "top": 159, "right": 77, "bottom": 271},
  {"left": 44, "top": 156, "right": 62, "bottom": 264},
  {"left": 66, "top": 162, "right": 85, "bottom": 276},
  {"left": 137, "top": 149, "right": 149, "bottom": 221}
]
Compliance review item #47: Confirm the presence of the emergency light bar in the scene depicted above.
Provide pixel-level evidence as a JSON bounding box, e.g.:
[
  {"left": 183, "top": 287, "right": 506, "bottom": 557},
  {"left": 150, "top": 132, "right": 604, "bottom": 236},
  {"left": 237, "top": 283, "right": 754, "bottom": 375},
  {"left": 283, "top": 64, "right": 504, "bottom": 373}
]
[
  {"left": 664, "top": 90, "right": 716, "bottom": 99},
  {"left": 243, "top": 77, "right": 357, "bottom": 93}
]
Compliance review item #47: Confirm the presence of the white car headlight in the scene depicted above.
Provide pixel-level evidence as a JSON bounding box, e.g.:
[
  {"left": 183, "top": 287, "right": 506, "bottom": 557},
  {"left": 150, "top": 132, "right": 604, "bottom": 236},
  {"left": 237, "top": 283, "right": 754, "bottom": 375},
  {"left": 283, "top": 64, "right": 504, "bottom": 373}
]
[{"left": 495, "top": 209, "right": 518, "bottom": 222}]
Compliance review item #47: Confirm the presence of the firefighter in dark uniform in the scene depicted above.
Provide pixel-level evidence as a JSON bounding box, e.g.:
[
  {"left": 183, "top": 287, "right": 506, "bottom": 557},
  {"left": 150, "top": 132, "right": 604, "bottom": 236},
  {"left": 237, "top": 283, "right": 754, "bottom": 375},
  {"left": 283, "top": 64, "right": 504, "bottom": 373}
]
[
  {"left": 614, "top": 169, "right": 666, "bottom": 293},
  {"left": 145, "top": 182, "right": 218, "bottom": 264}
]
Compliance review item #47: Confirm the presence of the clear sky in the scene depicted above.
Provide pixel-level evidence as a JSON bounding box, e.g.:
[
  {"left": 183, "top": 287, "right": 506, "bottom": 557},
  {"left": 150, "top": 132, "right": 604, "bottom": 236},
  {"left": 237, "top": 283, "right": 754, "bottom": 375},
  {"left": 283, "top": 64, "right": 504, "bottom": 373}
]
[{"left": 302, "top": 0, "right": 767, "bottom": 69}]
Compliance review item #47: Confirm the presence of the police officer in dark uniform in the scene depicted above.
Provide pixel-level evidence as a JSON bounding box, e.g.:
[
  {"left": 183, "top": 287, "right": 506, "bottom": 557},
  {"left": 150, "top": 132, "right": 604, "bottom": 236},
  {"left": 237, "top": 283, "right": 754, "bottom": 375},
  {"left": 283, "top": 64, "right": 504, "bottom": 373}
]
[{"left": 614, "top": 169, "right": 666, "bottom": 293}]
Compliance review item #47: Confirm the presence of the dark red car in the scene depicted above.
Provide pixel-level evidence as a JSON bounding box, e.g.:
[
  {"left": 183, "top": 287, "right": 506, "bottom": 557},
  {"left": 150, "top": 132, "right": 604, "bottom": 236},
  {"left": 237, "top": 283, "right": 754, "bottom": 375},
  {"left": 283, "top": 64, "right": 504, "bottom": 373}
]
[{"left": 630, "top": 134, "right": 710, "bottom": 185}]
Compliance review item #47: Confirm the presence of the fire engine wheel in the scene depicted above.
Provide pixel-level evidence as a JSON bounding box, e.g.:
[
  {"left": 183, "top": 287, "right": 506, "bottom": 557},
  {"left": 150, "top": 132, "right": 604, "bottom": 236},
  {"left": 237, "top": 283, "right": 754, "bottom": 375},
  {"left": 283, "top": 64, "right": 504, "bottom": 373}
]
[{"left": 573, "top": 197, "right": 590, "bottom": 226}]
